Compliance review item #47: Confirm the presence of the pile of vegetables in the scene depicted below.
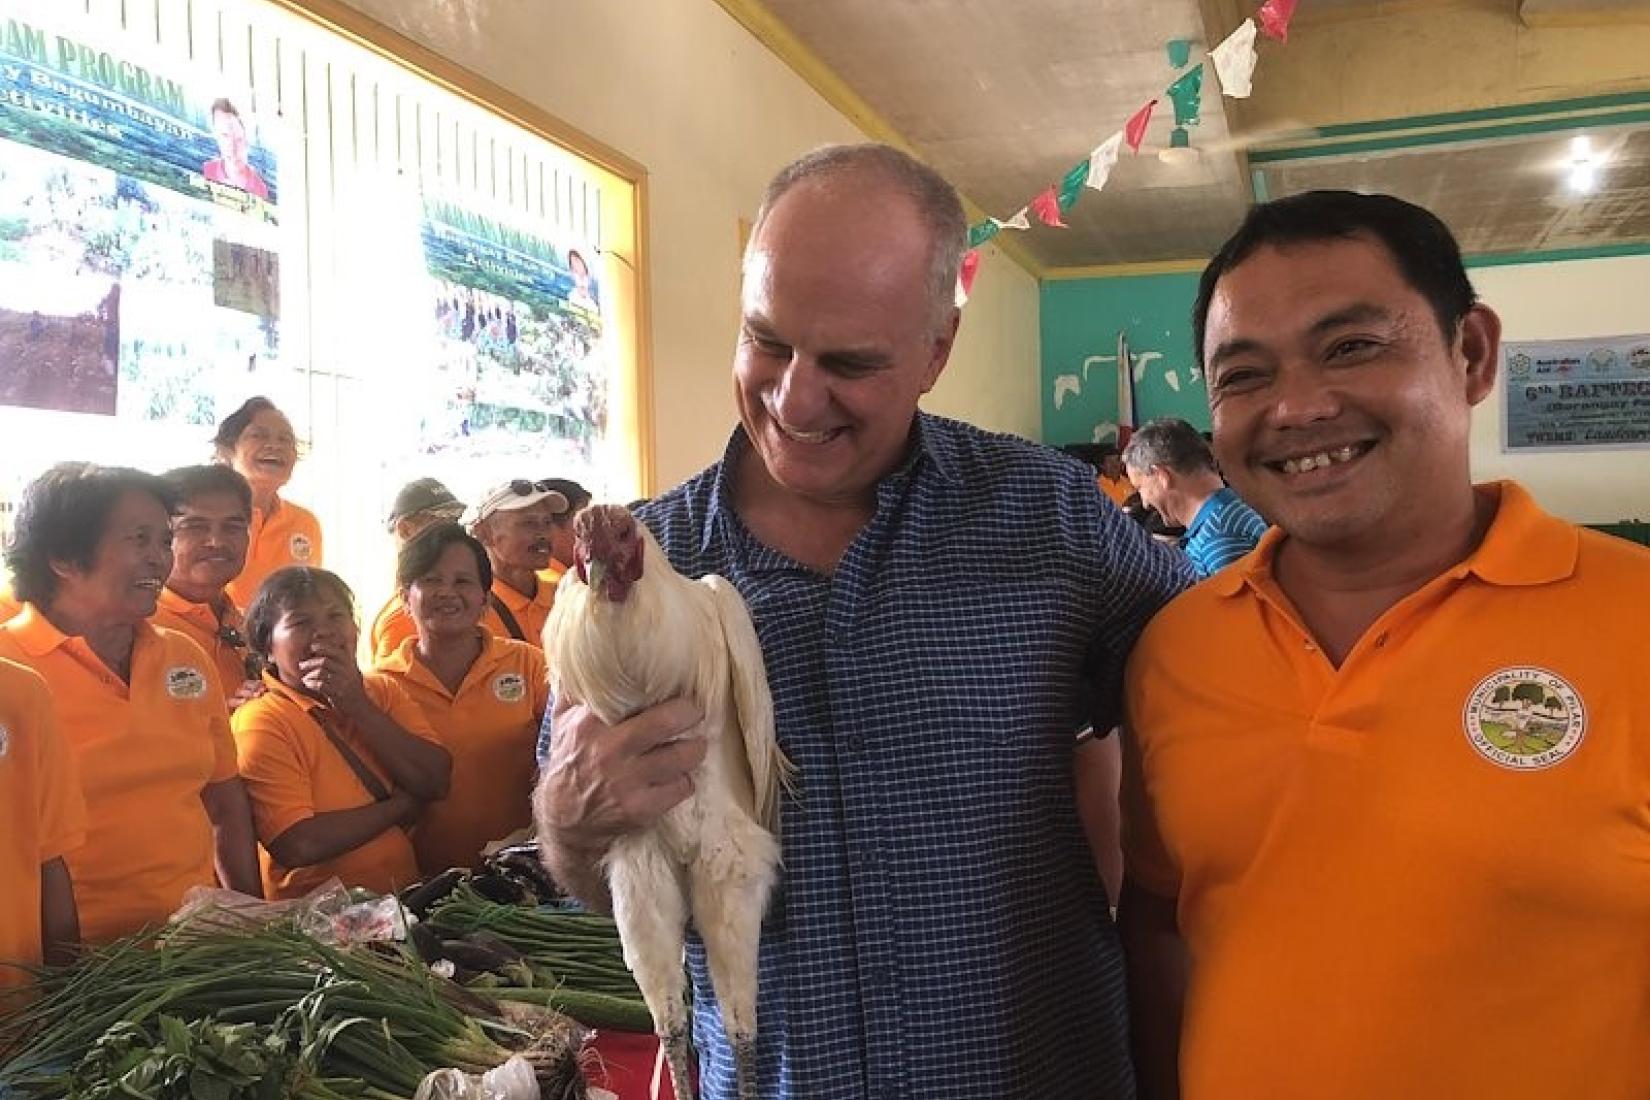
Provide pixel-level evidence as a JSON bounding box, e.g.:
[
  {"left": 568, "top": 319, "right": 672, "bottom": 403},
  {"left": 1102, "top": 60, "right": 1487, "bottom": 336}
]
[
  {"left": 0, "top": 915, "right": 587, "bottom": 1100},
  {"left": 414, "top": 885, "right": 652, "bottom": 1034}
]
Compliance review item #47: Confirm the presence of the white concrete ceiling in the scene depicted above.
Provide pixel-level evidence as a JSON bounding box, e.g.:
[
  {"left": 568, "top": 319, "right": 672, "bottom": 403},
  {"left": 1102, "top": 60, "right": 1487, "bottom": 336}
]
[{"left": 737, "top": 0, "right": 1650, "bottom": 268}]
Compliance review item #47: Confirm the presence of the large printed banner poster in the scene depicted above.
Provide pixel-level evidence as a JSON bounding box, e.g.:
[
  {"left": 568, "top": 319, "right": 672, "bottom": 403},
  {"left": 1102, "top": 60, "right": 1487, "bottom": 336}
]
[
  {"left": 1503, "top": 334, "right": 1650, "bottom": 452},
  {"left": 0, "top": 10, "right": 282, "bottom": 425},
  {"left": 418, "top": 196, "right": 607, "bottom": 482}
]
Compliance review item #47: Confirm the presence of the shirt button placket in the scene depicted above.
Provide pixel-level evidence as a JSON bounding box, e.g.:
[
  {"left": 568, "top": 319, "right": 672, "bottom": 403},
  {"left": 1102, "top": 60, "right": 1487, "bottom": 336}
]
[{"left": 829, "top": 641, "right": 901, "bottom": 1100}]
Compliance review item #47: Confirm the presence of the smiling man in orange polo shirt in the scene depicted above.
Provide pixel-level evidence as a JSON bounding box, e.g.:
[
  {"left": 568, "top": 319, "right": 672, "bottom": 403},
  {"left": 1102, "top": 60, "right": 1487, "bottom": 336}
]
[
  {"left": 154, "top": 465, "right": 261, "bottom": 710},
  {"left": 1118, "top": 191, "right": 1650, "bottom": 1100},
  {"left": 467, "top": 480, "right": 568, "bottom": 648}
]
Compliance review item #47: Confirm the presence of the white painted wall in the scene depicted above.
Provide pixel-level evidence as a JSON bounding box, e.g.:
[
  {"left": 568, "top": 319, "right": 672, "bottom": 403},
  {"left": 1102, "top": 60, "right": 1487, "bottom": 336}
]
[
  {"left": 334, "top": 0, "right": 1042, "bottom": 491},
  {"left": 1471, "top": 255, "right": 1650, "bottom": 524}
]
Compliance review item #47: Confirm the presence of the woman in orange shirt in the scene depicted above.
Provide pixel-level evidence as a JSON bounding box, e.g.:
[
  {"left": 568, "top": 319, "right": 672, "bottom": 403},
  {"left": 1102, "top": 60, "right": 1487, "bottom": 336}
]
[
  {"left": 214, "top": 397, "right": 324, "bottom": 609},
  {"left": 233, "top": 567, "right": 450, "bottom": 898},
  {"left": 375, "top": 524, "right": 547, "bottom": 874},
  {"left": 0, "top": 463, "right": 261, "bottom": 942}
]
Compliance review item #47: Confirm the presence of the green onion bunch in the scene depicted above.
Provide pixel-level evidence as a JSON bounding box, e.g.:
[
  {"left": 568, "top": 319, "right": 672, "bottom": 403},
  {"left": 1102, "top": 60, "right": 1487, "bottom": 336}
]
[
  {"left": 0, "top": 916, "right": 538, "bottom": 1100},
  {"left": 422, "top": 887, "right": 652, "bottom": 1032}
]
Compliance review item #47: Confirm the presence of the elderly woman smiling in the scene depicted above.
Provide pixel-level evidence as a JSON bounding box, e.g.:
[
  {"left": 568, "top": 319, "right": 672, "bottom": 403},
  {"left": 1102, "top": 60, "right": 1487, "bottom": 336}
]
[
  {"left": 232, "top": 567, "right": 450, "bottom": 898},
  {"left": 0, "top": 463, "right": 262, "bottom": 941},
  {"left": 214, "top": 397, "right": 324, "bottom": 610},
  {"left": 374, "top": 523, "right": 547, "bottom": 874}
]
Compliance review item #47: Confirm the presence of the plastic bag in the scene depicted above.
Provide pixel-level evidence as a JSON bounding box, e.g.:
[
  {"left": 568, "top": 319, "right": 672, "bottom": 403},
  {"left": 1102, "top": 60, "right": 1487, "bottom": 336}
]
[
  {"left": 414, "top": 1055, "right": 540, "bottom": 1100},
  {"left": 168, "top": 881, "right": 407, "bottom": 944},
  {"left": 325, "top": 892, "right": 409, "bottom": 944},
  {"left": 167, "top": 879, "right": 353, "bottom": 936}
]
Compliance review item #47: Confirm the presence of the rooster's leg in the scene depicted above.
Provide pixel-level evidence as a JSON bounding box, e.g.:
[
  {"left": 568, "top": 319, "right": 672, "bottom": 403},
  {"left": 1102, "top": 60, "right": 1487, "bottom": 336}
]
[
  {"left": 611, "top": 842, "right": 695, "bottom": 1099},
  {"left": 690, "top": 824, "right": 780, "bottom": 1100}
]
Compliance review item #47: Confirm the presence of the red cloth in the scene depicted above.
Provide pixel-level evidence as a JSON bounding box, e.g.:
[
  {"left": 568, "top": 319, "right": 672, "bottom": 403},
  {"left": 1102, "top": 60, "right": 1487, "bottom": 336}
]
[{"left": 588, "top": 1030, "right": 678, "bottom": 1100}]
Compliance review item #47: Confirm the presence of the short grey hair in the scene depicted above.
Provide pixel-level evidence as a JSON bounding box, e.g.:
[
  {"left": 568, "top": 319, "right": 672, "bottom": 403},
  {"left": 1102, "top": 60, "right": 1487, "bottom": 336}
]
[
  {"left": 750, "top": 143, "right": 967, "bottom": 331},
  {"left": 1122, "top": 418, "right": 1217, "bottom": 476}
]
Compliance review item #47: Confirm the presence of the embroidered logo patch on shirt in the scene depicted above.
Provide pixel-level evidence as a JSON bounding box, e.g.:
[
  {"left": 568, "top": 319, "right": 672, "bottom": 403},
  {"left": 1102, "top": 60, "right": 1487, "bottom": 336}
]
[
  {"left": 1462, "top": 666, "right": 1586, "bottom": 770},
  {"left": 493, "top": 672, "right": 527, "bottom": 704},
  {"left": 166, "top": 666, "right": 209, "bottom": 701},
  {"left": 289, "top": 533, "right": 314, "bottom": 562}
]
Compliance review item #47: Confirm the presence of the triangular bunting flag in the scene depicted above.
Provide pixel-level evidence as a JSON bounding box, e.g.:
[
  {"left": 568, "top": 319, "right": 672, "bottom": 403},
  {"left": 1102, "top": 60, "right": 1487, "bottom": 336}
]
[
  {"left": 1057, "top": 158, "right": 1090, "bottom": 211},
  {"left": 1257, "top": 0, "right": 1298, "bottom": 42},
  {"left": 968, "top": 220, "right": 1000, "bottom": 249},
  {"left": 1210, "top": 19, "right": 1259, "bottom": 98},
  {"left": 955, "top": 249, "right": 982, "bottom": 307},
  {"left": 1085, "top": 132, "right": 1124, "bottom": 192},
  {"left": 992, "top": 208, "right": 1031, "bottom": 231},
  {"left": 1029, "top": 185, "right": 1066, "bottom": 228},
  {"left": 1166, "top": 65, "right": 1204, "bottom": 128},
  {"left": 1124, "top": 99, "right": 1158, "bottom": 153}
]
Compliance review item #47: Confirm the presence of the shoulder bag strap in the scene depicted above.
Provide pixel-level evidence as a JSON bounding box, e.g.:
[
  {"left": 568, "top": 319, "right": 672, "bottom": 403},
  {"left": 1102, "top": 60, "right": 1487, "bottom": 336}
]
[
  {"left": 310, "top": 707, "right": 392, "bottom": 803},
  {"left": 488, "top": 593, "right": 527, "bottom": 641}
]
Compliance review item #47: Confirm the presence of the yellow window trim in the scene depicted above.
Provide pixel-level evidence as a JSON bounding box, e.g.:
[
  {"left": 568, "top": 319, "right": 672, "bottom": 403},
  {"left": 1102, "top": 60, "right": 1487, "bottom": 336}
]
[{"left": 270, "top": 0, "right": 658, "bottom": 495}]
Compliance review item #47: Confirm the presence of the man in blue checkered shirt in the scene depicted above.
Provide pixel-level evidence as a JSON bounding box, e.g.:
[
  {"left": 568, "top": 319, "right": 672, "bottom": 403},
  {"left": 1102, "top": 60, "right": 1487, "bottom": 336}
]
[{"left": 536, "top": 144, "right": 1193, "bottom": 1099}]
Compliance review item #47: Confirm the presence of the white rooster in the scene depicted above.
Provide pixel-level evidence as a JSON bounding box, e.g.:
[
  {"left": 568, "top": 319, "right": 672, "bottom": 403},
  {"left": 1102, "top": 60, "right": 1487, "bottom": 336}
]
[{"left": 537, "top": 503, "right": 794, "bottom": 1100}]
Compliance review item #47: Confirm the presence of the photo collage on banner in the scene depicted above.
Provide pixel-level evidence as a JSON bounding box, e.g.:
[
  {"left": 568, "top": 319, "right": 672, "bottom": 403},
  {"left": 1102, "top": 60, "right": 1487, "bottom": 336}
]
[
  {"left": 417, "top": 194, "right": 608, "bottom": 492},
  {"left": 0, "top": 7, "right": 283, "bottom": 429}
]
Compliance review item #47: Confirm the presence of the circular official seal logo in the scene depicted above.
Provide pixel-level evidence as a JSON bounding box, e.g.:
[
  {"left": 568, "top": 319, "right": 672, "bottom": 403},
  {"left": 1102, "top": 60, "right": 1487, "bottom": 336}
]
[
  {"left": 493, "top": 672, "right": 527, "bottom": 704},
  {"left": 289, "top": 533, "right": 314, "bottom": 562},
  {"left": 1462, "top": 667, "right": 1585, "bottom": 770},
  {"left": 166, "top": 666, "right": 209, "bottom": 700}
]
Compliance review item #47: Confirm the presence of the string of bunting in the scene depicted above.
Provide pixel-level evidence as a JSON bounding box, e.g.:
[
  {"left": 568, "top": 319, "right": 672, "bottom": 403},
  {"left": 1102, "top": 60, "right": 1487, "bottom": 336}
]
[{"left": 956, "top": 0, "right": 1297, "bottom": 303}]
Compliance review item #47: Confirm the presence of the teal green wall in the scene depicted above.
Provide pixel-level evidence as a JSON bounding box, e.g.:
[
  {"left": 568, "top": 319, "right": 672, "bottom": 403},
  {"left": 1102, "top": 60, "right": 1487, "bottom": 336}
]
[{"left": 1040, "top": 273, "right": 1207, "bottom": 445}]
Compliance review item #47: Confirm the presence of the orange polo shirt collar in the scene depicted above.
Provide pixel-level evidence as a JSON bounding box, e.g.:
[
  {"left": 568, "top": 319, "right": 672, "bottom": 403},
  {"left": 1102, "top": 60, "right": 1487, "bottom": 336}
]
[
  {"left": 376, "top": 629, "right": 503, "bottom": 699},
  {"left": 8, "top": 603, "right": 73, "bottom": 658},
  {"left": 1208, "top": 481, "right": 1574, "bottom": 600},
  {"left": 493, "top": 575, "right": 551, "bottom": 616},
  {"left": 488, "top": 576, "right": 553, "bottom": 647},
  {"left": 8, "top": 604, "right": 138, "bottom": 692},
  {"left": 155, "top": 586, "right": 235, "bottom": 634},
  {"left": 258, "top": 669, "right": 329, "bottom": 716}
]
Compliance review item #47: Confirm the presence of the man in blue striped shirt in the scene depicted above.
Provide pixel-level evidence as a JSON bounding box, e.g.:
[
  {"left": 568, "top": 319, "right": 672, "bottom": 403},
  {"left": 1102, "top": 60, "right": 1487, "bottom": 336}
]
[
  {"left": 536, "top": 144, "right": 1192, "bottom": 1099},
  {"left": 1124, "top": 418, "right": 1269, "bottom": 578}
]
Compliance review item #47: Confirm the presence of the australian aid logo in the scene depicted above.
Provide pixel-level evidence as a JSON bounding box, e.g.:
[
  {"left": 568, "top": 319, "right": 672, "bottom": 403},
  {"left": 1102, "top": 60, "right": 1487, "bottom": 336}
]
[{"left": 1462, "top": 667, "right": 1586, "bottom": 770}]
